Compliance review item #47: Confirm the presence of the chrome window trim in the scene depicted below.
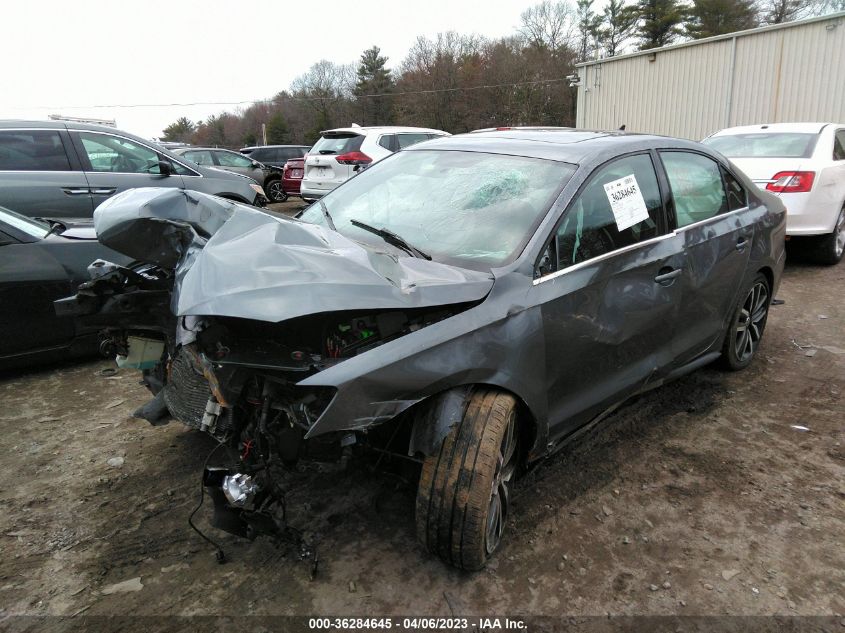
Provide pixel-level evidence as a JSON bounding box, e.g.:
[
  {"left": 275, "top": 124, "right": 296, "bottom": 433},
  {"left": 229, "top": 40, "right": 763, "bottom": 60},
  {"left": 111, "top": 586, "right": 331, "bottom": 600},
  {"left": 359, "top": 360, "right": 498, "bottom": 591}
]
[
  {"left": 532, "top": 205, "right": 749, "bottom": 286},
  {"left": 70, "top": 129, "right": 202, "bottom": 177}
]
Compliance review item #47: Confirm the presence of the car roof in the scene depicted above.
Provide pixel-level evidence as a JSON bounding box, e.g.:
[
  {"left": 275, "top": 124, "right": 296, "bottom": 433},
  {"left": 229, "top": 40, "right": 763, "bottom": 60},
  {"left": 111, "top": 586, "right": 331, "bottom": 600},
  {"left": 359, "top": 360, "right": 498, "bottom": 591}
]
[
  {"left": 321, "top": 126, "right": 449, "bottom": 136},
  {"left": 173, "top": 147, "right": 237, "bottom": 153},
  {"left": 407, "top": 127, "right": 702, "bottom": 164},
  {"left": 711, "top": 122, "right": 834, "bottom": 136},
  {"left": 240, "top": 144, "right": 309, "bottom": 150}
]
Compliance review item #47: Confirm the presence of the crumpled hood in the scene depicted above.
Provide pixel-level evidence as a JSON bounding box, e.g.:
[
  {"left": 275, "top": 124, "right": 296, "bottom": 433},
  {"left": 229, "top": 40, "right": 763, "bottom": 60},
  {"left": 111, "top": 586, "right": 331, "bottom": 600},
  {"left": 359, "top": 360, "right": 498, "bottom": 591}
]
[
  {"left": 93, "top": 187, "right": 494, "bottom": 324},
  {"left": 177, "top": 206, "right": 495, "bottom": 322}
]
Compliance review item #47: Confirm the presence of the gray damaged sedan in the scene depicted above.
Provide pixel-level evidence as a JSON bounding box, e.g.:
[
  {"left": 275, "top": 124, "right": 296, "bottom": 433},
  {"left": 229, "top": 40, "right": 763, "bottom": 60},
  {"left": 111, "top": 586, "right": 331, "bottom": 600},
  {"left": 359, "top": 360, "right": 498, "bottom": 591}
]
[{"left": 59, "top": 129, "right": 786, "bottom": 570}]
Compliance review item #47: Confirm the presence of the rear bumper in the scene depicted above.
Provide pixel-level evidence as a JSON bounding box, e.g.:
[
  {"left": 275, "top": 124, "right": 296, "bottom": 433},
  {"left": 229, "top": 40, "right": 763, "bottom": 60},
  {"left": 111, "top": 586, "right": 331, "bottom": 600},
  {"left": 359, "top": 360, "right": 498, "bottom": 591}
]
[
  {"left": 779, "top": 192, "right": 838, "bottom": 236},
  {"left": 282, "top": 177, "right": 301, "bottom": 194}
]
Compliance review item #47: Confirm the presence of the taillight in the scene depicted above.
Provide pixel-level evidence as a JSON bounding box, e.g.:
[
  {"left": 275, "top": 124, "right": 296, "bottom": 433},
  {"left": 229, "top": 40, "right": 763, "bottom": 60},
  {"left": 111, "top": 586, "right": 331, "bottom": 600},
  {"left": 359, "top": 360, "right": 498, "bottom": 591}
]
[
  {"left": 335, "top": 151, "right": 372, "bottom": 165},
  {"left": 766, "top": 171, "right": 815, "bottom": 193}
]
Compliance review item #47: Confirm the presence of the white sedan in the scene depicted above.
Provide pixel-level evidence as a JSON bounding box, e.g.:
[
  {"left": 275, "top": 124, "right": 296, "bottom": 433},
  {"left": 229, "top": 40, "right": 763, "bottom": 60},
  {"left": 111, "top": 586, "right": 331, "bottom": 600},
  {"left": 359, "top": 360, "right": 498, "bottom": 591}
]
[{"left": 703, "top": 122, "right": 845, "bottom": 264}]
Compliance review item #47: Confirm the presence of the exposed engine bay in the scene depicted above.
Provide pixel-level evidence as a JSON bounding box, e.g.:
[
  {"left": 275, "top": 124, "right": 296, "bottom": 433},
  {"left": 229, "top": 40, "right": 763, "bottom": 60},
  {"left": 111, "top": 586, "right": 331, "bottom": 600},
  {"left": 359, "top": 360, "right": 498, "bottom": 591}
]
[{"left": 57, "top": 188, "right": 490, "bottom": 559}]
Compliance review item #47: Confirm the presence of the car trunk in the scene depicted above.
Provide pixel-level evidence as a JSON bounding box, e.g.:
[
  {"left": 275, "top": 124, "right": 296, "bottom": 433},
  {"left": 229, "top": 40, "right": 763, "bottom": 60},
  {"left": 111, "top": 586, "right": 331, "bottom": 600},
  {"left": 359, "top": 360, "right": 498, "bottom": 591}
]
[
  {"left": 727, "top": 157, "right": 810, "bottom": 194},
  {"left": 303, "top": 133, "right": 364, "bottom": 192}
]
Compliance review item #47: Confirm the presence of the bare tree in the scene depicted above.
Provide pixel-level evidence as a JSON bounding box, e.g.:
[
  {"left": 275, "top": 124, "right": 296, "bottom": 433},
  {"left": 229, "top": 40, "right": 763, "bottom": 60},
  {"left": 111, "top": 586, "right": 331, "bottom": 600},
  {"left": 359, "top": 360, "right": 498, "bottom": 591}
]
[
  {"left": 519, "top": 0, "right": 578, "bottom": 53},
  {"left": 758, "top": 0, "right": 822, "bottom": 23}
]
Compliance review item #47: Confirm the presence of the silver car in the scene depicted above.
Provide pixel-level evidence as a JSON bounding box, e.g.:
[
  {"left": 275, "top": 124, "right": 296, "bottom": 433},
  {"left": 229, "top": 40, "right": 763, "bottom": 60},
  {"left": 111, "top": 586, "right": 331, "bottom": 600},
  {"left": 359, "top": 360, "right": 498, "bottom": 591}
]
[{"left": 0, "top": 121, "right": 267, "bottom": 219}]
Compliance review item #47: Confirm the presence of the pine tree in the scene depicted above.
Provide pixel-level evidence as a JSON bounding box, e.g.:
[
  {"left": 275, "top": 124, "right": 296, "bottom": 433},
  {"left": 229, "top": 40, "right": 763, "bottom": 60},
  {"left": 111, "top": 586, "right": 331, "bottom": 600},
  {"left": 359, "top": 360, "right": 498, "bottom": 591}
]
[
  {"left": 635, "top": 0, "right": 687, "bottom": 49},
  {"left": 576, "top": 0, "right": 603, "bottom": 60},
  {"left": 266, "top": 112, "right": 290, "bottom": 144},
  {"left": 161, "top": 117, "right": 195, "bottom": 143},
  {"left": 354, "top": 46, "right": 395, "bottom": 125},
  {"left": 686, "top": 0, "right": 758, "bottom": 38},
  {"left": 597, "top": 0, "right": 638, "bottom": 56}
]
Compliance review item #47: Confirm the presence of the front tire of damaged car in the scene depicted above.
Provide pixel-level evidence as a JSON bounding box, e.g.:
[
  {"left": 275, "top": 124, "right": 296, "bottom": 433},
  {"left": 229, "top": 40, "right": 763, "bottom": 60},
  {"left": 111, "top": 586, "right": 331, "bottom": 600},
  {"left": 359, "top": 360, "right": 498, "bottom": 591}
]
[
  {"left": 720, "top": 272, "right": 771, "bottom": 371},
  {"left": 415, "top": 389, "right": 519, "bottom": 570}
]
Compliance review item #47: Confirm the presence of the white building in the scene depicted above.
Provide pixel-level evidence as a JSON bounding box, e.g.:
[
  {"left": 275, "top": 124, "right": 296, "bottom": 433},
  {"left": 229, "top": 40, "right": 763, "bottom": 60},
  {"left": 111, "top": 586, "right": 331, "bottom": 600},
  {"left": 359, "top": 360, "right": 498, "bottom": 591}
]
[{"left": 575, "top": 12, "right": 845, "bottom": 140}]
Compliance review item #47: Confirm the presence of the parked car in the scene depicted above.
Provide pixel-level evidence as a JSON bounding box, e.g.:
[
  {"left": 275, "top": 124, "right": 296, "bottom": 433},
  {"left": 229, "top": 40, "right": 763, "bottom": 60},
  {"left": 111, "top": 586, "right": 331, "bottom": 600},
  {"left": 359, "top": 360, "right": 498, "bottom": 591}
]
[
  {"left": 62, "top": 129, "right": 784, "bottom": 570},
  {"left": 282, "top": 157, "right": 304, "bottom": 197},
  {"left": 703, "top": 122, "right": 845, "bottom": 264},
  {"left": 239, "top": 145, "right": 308, "bottom": 168},
  {"left": 0, "top": 121, "right": 267, "bottom": 219},
  {"left": 0, "top": 205, "right": 132, "bottom": 369},
  {"left": 300, "top": 125, "right": 449, "bottom": 202},
  {"left": 172, "top": 147, "right": 287, "bottom": 202}
]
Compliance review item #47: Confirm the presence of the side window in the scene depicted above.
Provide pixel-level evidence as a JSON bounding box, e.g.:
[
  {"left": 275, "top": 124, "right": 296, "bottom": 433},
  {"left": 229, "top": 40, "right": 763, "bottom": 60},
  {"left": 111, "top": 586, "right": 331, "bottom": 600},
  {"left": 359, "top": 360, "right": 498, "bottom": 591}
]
[
  {"left": 215, "top": 151, "right": 253, "bottom": 168},
  {"left": 834, "top": 130, "right": 845, "bottom": 161},
  {"left": 378, "top": 135, "right": 397, "bottom": 151},
  {"left": 722, "top": 168, "right": 747, "bottom": 211},
  {"left": 0, "top": 130, "right": 71, "bottom": 171},
  {"left": 184, "top": 150, "right": 214, "bottom": 165},
  {"left": 78, "top": 132, "right": 161, "bottom": 174},
  {"left": 397, "top": 133, "right": 430, "bottom": 149},
  {"left": 539, "top": 154, "right": 663, "bottom": 276},
  {"left": 660, "top": 151, "right": 728, "bottom": 228}
]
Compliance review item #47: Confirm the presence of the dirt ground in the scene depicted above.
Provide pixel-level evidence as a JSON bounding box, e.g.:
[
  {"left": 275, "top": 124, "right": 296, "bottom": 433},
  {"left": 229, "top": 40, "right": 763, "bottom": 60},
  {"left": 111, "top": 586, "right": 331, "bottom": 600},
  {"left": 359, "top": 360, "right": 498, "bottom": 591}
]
[{"left": 0, "top": 250, "right": 843, "bottom": 622}]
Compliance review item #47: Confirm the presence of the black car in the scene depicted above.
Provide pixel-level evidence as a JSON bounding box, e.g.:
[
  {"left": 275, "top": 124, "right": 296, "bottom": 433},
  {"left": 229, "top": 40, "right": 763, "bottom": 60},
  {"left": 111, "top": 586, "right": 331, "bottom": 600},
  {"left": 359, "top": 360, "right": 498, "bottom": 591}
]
[
  {"left": 239, "top": 144, "right": 309, "bottom": 168},
  {"left": 0, "top": 207, "right": 130, "bottom": 369},
  {"left": 62, "top": 129, "right": 785, "bottom": 570}
]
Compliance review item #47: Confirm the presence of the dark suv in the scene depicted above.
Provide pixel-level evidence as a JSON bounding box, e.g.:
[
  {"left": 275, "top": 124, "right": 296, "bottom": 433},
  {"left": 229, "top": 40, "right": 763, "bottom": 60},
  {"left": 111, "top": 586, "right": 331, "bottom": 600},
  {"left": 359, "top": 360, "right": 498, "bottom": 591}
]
[
  {"left": 0, "top": 121, "right": 267, "bottom": 219},
  {"left": 239, "top": 145, "right": 309, "bottom": 167}
]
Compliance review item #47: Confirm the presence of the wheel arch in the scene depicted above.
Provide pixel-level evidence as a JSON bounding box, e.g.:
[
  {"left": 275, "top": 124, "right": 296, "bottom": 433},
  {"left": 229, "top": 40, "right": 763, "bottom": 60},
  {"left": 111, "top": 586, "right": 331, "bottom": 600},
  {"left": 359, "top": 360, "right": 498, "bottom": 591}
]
[{"left": 406, "top": 383, "right": 539, "bottom": 464}]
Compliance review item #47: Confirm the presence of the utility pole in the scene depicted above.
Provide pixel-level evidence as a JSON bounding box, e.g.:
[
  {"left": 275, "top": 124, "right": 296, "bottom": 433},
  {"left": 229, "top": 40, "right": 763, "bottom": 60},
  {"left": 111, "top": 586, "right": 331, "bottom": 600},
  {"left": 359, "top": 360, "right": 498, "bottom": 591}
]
[{"left": 261, "top": 123, "right": 267, "bottom": 145}]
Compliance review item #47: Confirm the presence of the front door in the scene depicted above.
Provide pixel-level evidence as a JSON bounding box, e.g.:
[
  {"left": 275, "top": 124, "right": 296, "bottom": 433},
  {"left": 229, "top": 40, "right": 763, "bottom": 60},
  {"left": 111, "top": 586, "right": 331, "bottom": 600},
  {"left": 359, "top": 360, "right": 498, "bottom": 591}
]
[
  {"left": 531, "top": 152, "right": 686, "bottom": 441},
  {"left": 71, "top": 131, "right": 185, "bottom": 210}
]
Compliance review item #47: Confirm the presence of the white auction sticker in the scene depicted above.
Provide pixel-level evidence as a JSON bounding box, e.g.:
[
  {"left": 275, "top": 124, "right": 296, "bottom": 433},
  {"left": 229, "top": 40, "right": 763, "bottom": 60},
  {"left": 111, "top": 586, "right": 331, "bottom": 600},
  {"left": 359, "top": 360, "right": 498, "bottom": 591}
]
[{"left": 603, "top": 174, "right": 649, "bottom": 231}]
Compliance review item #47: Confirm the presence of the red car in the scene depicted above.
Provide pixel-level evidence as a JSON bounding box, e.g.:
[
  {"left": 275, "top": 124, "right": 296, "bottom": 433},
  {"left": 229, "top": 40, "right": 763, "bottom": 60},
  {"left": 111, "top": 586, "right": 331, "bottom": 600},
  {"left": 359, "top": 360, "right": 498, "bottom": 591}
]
[{"left": 282, "top": 157, "right": 305, "bottom": 197}]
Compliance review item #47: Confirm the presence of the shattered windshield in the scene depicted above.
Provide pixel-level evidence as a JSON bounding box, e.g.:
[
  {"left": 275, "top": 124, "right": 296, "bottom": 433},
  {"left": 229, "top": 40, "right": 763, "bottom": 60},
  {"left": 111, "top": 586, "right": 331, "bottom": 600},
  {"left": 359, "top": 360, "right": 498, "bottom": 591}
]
[{"left": 299, "top": 150, "right": 575, "bottom": 269}]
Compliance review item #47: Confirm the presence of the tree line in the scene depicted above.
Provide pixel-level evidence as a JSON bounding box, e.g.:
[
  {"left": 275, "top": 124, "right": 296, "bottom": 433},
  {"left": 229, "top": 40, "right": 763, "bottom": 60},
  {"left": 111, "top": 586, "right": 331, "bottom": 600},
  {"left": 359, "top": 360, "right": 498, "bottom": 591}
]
[{"left": 162, "top": 0, "right": 841, "bottom": 147}]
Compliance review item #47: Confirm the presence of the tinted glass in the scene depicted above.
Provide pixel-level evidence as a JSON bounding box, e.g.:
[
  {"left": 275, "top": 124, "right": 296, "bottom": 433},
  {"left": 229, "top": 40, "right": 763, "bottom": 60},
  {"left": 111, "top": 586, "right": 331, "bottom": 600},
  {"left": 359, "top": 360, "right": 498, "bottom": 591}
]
[
  {"left": 311, "top": 134, "right": 363, "bottom": 155},
  {"left": 551, "top": 154, "right": 662, "bottom": 271},
  {"left": 378, "top": 134, "right": 397, "bottom": 151},
  {"left": 723, "top": 168, "right": 747, "bottom": 211},
  {"left": 183, "top": 150, "right": 214, "bottom": 165},
  {"left": 661, "top": 151, "right": 728, "bottom": 228},
  {"left": 299, "top": 150, "right": 575, "bottom": 269},
  {"left": 0, "top": 130, "right": 71, "bottom": 171},
  {"left": 215, "top": 151, "right": 253, "bottom": 168},
  {"left": 79, "top": 132, "right": 162, "bottom": 173},
  {"left": 397, "top": 133, "right": 431, "bottom": 149},
  {"left": 703, "top": 133, "right": 817, "bottom": 158},
  {"left": 834, "top": 130, "right": 845, "bottom": 161}
]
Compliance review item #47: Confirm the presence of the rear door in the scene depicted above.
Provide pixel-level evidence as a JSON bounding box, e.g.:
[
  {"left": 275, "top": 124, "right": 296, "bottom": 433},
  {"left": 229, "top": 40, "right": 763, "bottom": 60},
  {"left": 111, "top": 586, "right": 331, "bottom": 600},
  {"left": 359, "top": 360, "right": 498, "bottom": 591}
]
[
  {"left": 0, "top": 128, "right": 93, "bottom": 219},
  {"left": 657, "top": 150, "right": 754, "bottom": 366},
  {"left": 531, "top": 151, "right": 685, "bottom": 440},
  {"left": 71, "top": 130, "right": 186, "bottom": 209}
]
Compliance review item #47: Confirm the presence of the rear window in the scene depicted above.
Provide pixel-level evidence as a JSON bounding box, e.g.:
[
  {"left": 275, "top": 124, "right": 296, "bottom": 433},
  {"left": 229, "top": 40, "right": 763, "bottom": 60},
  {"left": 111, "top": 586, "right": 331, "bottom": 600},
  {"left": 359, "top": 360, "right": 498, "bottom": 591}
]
[
  {"left": 0, "top": 130, "right": 71, "bottom": 171},
  {"left": 703, "top": 133, "right": 818, "bottom": 158},
  {"left": 311, "top": 134, "right": 363, "bottom": 155}
]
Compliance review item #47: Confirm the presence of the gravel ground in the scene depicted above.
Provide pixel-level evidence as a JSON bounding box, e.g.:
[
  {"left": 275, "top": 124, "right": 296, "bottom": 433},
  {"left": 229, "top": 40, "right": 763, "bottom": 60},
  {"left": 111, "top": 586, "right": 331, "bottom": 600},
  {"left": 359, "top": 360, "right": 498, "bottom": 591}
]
[{"left": 0, "top": 251, "right": 842, "bottom": 622}]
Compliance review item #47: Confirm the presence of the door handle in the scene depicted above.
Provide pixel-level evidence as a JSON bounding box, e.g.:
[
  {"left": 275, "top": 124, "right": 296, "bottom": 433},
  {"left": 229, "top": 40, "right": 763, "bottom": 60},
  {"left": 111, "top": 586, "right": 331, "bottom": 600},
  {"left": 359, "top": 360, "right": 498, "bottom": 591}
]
[
  {"left": 62, "top": 187, "right": 89, "bottom": 195},
  {"left": 654, "top": 267, "right": 683, "bottom": 284},
  {"left": 90, "top": 188, "right": 116, "bottom": 196},
  {"left": 736, "top": 237, "right": 749, "bottom": 251}
]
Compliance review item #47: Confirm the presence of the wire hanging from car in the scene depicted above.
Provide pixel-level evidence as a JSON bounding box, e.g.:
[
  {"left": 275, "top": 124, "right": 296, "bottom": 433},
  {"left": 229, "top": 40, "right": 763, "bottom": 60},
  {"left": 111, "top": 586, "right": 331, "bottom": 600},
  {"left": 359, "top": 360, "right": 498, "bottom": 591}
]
[{"left": 188, "top": 440, "right": 229, "bottom": 564}]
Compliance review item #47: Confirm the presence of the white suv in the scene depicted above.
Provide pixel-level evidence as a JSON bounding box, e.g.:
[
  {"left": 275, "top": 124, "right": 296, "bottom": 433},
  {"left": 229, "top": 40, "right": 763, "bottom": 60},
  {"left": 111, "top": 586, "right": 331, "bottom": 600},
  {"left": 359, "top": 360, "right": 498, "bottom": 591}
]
[
  {"left": 300, "top": 125, "right": 449, "bottom": 202},
  {"left": 703, "top": 122, "right": 845, "bottom": 264}
]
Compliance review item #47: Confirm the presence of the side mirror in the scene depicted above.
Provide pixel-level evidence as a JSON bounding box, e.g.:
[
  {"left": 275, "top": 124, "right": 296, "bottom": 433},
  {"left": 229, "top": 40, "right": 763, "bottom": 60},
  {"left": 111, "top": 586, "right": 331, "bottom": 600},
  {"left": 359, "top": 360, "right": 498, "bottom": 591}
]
[{"left": 156, "top": 160, "right": 173, "bottom": 176}]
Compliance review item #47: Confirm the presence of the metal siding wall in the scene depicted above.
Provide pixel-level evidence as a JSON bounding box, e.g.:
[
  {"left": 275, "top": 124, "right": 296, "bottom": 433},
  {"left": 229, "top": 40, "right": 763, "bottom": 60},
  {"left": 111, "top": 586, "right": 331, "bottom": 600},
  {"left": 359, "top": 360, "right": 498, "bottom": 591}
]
[{"left": 577, "top": 15, "right": 845, "bottom": 139}]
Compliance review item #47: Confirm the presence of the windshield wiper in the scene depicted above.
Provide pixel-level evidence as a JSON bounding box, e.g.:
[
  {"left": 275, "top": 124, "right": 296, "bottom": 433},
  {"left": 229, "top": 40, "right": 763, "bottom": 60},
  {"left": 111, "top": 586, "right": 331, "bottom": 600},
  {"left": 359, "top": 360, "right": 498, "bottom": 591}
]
[
  {"left": 350, "top": 219, "right": 431, "bottom": 260},
  {"left": 319, "top": 200, "right": 336, "bottom": 231},
  {"left": 35, "top": 217, "right": 67, "bottom": 237}
]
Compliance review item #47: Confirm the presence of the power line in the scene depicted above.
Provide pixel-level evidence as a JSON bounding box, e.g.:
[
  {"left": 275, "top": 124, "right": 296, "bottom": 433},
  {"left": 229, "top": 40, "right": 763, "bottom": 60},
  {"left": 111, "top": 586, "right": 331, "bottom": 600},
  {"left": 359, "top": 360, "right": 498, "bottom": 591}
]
[{"left": 10, "top": 77, "right": 571, "bottom": 111}]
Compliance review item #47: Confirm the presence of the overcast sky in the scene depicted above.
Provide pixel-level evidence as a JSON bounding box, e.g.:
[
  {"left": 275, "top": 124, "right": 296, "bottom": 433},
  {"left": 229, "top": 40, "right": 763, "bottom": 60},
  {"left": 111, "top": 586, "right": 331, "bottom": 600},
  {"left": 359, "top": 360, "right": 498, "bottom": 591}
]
[{"left": 1, "top": 0, "right": 544, "bottom": 139}]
